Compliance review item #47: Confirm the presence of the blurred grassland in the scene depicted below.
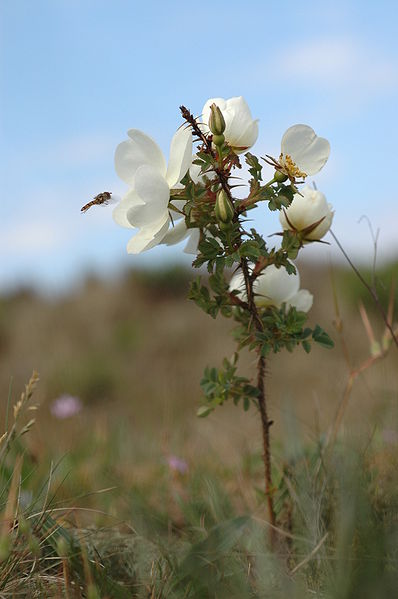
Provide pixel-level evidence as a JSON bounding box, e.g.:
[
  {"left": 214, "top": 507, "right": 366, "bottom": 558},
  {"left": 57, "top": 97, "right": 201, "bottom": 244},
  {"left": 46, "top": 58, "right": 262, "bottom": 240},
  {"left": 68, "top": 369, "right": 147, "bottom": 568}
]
[
  {"left": 0, "top": 260, "right": 397, "bottom": 597},
  {"left": 0, "top": 260, "right": 397, "bottom": 519}
]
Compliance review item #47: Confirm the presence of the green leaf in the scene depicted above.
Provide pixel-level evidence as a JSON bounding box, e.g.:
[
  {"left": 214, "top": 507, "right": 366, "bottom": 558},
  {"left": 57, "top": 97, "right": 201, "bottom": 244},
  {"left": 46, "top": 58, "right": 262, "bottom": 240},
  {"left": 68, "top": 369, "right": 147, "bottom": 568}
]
[
  {"left": 312, "top": 325, "right": 335, "bottom": 349},
  {"left": 197, "top": 406, "right": 213, "bottom": 418},
  {"left": 239, "top": 240, "right": 261, "bottom": 259},
  {"left": 245, "top": 152, "right": 263, "bottom": 181}
]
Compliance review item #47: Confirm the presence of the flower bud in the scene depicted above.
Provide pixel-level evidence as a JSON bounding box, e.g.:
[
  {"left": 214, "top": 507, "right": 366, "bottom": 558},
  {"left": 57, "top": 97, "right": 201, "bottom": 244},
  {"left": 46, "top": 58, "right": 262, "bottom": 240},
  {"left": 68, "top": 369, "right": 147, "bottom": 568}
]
[
  {"left": 208, "top": 103, "right": 226, "bottom": 136},
  {"left": 215, "top": 189, "right": 234, "bottom": 224}
]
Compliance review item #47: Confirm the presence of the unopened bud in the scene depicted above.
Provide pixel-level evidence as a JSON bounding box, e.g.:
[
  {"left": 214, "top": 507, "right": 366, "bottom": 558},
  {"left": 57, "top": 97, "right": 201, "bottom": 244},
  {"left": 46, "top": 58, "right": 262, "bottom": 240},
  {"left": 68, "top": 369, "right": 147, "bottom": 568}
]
[
  {"left": 209, "top": 103, "right": 226, "bottom": 136},
  {"left": 215, "top": 190, "right": 234, "bottom": 224}
]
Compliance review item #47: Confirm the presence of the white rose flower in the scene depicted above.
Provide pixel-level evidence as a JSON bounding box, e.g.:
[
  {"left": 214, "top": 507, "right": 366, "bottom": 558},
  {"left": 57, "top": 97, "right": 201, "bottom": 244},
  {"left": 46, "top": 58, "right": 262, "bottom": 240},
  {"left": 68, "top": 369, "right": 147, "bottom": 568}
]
[
  {"left": 229, "top": 264, "right": 313, "bottom": 313},
  {"left": 113, "top": 127, "right": 193, "bottom": 254},
  {"left": 279, "top": 185, "right": 334, "bottom": 240},
  {"left": 276, "top": 124, "right": 330, "bottom": 180},
  {"left": 202, "top": 96, "right": 258, "bottom": 153}
]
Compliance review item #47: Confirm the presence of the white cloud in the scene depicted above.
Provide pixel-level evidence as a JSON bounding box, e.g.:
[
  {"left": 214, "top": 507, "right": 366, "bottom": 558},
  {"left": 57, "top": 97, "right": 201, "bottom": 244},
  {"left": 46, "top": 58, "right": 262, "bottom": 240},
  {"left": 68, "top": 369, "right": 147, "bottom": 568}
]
[{"left": 274, "top": 37, "right": 398, "bottom": 96}]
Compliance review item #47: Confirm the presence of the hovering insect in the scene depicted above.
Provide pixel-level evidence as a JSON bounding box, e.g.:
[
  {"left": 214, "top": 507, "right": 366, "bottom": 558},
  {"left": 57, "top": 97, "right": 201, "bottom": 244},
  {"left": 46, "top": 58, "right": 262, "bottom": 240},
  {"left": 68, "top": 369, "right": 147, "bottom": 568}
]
[{"left": 81, "top": 191, "right": 113, "bottom": 213}]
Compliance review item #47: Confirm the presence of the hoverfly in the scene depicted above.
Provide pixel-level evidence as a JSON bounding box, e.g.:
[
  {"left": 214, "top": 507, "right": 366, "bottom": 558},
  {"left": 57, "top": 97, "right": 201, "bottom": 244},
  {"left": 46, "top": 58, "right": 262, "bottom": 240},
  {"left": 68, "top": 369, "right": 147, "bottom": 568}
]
[{"left": 81, "top": 191, "right": 113, "bottom": 213}]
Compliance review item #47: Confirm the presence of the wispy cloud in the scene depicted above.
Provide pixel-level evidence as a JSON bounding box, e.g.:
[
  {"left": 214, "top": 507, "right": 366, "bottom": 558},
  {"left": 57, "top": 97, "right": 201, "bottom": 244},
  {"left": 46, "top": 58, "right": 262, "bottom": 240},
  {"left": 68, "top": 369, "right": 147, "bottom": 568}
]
[{"left": 274, "top": 37, "right": 398, "bottom": 98}]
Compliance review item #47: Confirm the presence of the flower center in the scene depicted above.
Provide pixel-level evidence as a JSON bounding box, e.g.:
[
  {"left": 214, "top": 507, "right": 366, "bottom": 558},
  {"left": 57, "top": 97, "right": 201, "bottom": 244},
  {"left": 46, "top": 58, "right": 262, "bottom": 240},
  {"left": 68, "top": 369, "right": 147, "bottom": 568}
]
[{"left": 279, "top": 153, "right": 307, "bottom": 179}]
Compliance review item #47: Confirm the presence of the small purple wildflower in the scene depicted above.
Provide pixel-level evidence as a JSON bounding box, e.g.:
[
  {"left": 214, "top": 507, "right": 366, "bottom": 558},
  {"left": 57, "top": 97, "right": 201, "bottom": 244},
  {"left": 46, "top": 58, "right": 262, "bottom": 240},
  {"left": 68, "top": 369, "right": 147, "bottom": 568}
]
[
  {"left": 50, "top": 395, "right": 82, "bottom": 419},
  {"left": 166, "top": 455, "right": 188, "bottom": 475}
]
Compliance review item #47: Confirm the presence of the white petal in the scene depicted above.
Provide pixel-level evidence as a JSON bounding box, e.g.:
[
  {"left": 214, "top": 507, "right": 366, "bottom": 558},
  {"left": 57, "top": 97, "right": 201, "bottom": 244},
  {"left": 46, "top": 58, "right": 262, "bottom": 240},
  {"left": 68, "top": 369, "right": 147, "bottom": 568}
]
[
  {"left": 168, "top": 199, "right": 186, "bottom": 221},
  {"left": 112, "top": 190, "right": 144, "bottom": 228},
  {"left": 114, "top": 129, "right": 166, "bottom": 185},
  {"left": 161, "top": 220, "right": 189, "bottom": 245},
  {"left": 232, "top": 120, "right": 259, "bottom": 153},
  {"left": 127, "top": 165, "right": 170, "bottom": 228},
  {"left": 126, "top": 214, "right": 170, "bottom": 254},
  {"left": 165, "top": 127, "right": 193, "bottom": 188},
  {"left": 183, "top": 228, "right": 200, "bottom": 254},
  {"left": 224, "top": 97, "right": 256, "bottom": 147},
  {"left": 254, "top": 265, "right": 300, "bottom": 307},
  {"left": 306, "top": 209, "right": 334, "bottom": 240},
  {"left": 229, "top": 271, "right": 247, "bottom": 299},
  {"left": 287, "top": 289, "right": 313, "bottom": 313},
  {"left": 281, "top": 125, "right": 330, "bottom": 176}
]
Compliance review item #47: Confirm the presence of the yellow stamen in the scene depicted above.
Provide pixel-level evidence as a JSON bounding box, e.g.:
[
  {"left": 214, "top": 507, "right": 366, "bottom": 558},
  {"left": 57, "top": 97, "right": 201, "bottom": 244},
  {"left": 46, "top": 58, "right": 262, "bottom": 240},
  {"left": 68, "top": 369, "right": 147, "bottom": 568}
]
[{"left": 279, "top": 153, "right": 307, "bottom": 179}]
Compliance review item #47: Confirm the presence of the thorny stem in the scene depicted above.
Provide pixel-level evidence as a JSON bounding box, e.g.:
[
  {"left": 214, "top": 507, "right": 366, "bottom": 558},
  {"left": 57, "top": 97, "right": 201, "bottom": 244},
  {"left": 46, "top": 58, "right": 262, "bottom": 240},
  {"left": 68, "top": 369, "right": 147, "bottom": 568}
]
[
  {"left": 241, "top": 259, "right": 277, "bottom": 545},
  {"left": 181, "top": 106, "right": 277, "bottom": 546},
  {"left": 179, "top": 105, "right": 213, "bottom": 153},
  {"left": 179, "top": 106, "right": 233, "bottom": 200},
  {"left": 330, "top": 230, "right": 398, "bottom": 350}
]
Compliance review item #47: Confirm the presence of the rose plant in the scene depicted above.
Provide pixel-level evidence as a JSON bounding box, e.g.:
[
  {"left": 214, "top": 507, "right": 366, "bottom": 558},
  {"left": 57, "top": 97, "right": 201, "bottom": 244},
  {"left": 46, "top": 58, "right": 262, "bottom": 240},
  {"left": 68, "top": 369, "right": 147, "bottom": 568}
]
[{"left": 90, "top": 97, "right": 336, "bottom": 546}]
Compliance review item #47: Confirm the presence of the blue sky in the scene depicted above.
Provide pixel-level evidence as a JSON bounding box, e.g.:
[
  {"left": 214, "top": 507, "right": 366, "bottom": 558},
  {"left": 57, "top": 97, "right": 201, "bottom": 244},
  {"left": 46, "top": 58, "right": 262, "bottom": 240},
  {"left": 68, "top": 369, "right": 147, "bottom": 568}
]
[{"left": 1, "top": 0, "right": 398, "bottom": 292}]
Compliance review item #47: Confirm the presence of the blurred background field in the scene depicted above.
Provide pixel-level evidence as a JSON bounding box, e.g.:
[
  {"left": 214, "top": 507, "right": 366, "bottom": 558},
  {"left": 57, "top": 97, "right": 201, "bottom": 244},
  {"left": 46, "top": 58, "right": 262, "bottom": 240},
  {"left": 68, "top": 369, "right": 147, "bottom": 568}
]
[{"left": 1, "top": 260, "right": 397, "bottom": 523}]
